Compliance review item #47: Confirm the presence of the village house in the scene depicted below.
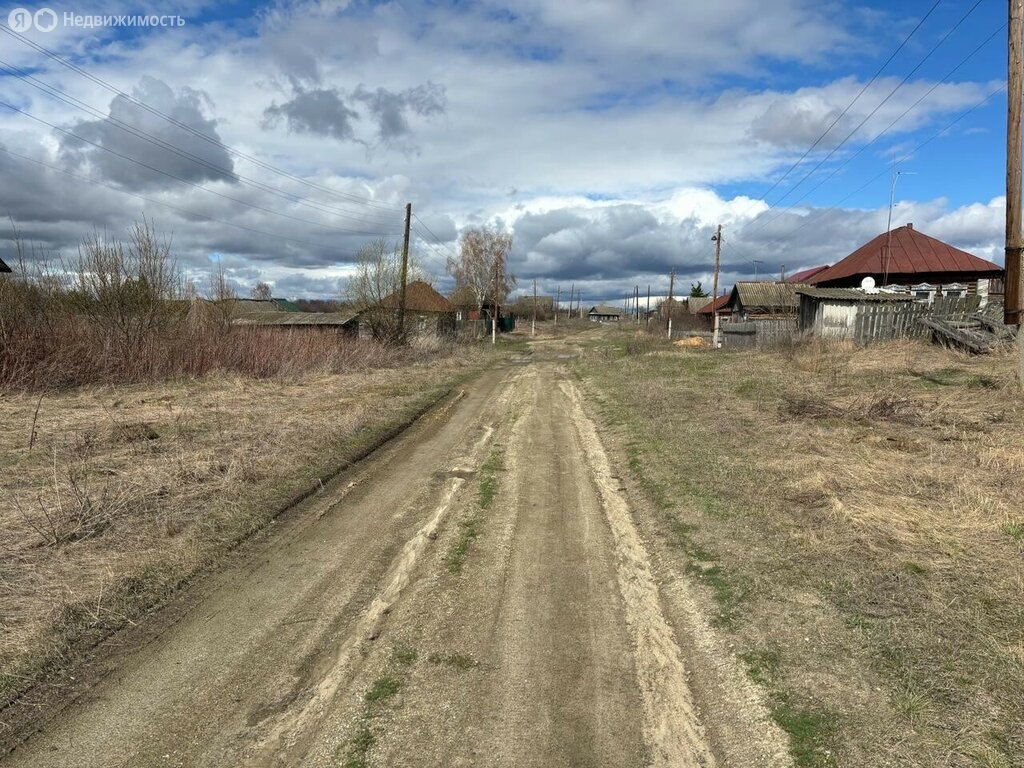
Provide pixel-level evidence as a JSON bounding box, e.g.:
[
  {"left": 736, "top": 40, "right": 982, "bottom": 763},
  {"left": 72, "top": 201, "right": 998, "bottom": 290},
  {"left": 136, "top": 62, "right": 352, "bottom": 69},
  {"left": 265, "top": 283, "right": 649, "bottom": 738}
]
[
  {"left": 587, "top": 304, "right": 623, "bottom": 322},
  {"left": 721, "top": 281, "right": 804, "bottom": 321},
  {"left": 695, "top": 293, "right": 732, "bottom": 326},
  {"left": 808, "top": 223, "right": 1003, "bottom": 301},
  {"left": 372, "top": 280, "right": 456, "bottom": 338}
]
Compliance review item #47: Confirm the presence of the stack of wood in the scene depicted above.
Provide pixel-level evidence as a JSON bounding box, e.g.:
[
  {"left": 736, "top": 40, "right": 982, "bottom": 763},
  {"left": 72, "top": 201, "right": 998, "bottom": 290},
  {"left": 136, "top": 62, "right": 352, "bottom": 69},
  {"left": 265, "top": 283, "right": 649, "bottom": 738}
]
[{"left": 922, "top": 301, "right": 1017, "bottom": 354}]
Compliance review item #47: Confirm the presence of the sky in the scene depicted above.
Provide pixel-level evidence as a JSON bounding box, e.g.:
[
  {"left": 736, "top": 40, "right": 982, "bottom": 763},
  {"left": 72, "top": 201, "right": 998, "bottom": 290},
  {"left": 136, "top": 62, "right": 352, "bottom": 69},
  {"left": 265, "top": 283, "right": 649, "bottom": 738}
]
[{"left": 0, "top": 0, "right": 1013, "bottom": 304}]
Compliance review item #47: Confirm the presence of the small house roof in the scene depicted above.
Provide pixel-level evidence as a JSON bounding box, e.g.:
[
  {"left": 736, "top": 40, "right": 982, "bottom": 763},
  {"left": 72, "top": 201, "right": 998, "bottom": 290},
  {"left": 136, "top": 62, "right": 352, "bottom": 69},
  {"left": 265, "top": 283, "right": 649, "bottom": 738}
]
[
  {"left": 233, "top": 311, "right": 358, "bottom": 326},
  {"left": 379, "top": 280, "right": 453, "bottom": 313},
  {"left": 795, "top": 287, "right": 913, "bottom": 302},
  {"left": 696, "top": 294, "right": 731, "bottom": 314},
  {"left": 810, "top": 224, "right": 1002, "bottom": 286},
  {"left": 588, "top": 304, "right": 623, "bottom": 315},
  {"left": 224, "top": 298, "right": 302, "bottom": 314},
  {"left": 731, "top": 281, "right": 803, "bottom": 311},
  {"left": 0, "top": 257, "right": 11, "bottom": 274}
]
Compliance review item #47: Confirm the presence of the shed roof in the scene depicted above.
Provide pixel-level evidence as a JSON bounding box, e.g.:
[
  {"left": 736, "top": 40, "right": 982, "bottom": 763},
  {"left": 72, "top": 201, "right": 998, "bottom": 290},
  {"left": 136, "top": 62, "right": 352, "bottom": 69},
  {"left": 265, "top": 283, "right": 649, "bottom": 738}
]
[
  {"left": 0, "top": 257, "right": 11, "bottom": 274},
  {"left": 732, "top": 281, "right": 803, "bottom": 310},
  {"left": 233, "top": 311, "right": 358, "bottom": 326},
  {"left": 810, "top": 224, "right": 1002, "bottom": 286},
  {"left": 795, "top": 287, "right": 913, "bottom": 302},
  {"left": 588, "top": 304, "right": 622, "bottom": 316},
  {"left": 379, "top": 280, "right": 453, "bottom": 313}
]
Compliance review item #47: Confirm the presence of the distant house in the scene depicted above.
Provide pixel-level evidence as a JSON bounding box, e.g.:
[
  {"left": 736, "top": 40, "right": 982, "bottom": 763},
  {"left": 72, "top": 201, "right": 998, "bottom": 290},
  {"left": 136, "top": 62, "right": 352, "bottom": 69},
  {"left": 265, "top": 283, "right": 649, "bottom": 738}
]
[
  {"left": 587, "top": 304, "right": 622, "bottom": 322},
  {"left": 725, "top": 282, "right": 804, "bottom": 321},
  {"left": 695, "top": 293, "right": 732, "bottom": 325},
  {"left": 371, "top": 280, "right": 456, "bottom": 338},
  {"left": 809, "top": 224, "right": 1003, "bottom": 300},
  {"left": 0, "top": 257, "right": 11, "bottom": 274}
]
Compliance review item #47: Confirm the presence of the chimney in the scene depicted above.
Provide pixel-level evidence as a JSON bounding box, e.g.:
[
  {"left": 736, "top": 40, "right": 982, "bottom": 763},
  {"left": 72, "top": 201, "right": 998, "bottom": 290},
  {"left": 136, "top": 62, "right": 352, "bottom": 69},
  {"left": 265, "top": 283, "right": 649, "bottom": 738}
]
[{"left": 906, "top": 222, "right": 913, "bottom": 230}]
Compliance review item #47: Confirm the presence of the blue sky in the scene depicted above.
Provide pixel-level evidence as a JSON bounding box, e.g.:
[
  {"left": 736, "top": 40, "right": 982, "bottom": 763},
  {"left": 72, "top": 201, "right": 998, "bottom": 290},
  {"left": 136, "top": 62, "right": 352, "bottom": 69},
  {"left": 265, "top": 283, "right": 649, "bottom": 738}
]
[{"left": 0, "top": 0, "right": 1013, "bottom": 301}]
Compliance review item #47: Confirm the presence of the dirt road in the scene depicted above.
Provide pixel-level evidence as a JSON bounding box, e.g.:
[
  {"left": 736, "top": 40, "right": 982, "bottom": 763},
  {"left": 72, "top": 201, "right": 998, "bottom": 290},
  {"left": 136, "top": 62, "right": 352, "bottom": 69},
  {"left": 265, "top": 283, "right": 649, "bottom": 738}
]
[{"left": 2, "top": 343, "right": 790, "bottom": 767}]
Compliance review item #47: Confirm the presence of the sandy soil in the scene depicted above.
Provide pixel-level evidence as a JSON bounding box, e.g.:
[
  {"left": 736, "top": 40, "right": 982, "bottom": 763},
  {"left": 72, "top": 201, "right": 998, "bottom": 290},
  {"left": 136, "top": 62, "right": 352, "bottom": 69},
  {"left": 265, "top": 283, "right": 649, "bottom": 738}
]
[{"left": 1, "top": 341, "right": 789, "bottom": 767}]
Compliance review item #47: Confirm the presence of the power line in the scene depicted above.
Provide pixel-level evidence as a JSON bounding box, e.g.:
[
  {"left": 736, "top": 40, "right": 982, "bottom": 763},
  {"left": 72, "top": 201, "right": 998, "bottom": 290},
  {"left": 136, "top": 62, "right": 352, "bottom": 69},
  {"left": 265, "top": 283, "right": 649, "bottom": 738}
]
[
  {"left": 0, "top": 58, "right": 406, "bottom": 230},
  {"left": 0, "top": 23, "right": 404, "bottom": 213},
  {"left": 730, "top": 82, "right": 1007, "bottom": 268},
  {"left": 757, "top": 0, "right": 943, "bottom": 204},
  {"left": 767, "top": 0, "right": 986, "bottom": 209},
  {"left": 0, "top": 98, "right": 404, "bottom": 238},
  {"left": 744, "top": 20, "right": 1004, "bottom": 241}
]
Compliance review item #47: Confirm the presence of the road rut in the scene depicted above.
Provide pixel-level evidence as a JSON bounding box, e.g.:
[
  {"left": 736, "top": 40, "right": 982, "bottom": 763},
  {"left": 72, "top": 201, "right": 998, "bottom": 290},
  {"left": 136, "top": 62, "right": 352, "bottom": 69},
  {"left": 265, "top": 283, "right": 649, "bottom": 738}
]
[{"left": 3, "top": 348, "right": 787, "bottom": 767}]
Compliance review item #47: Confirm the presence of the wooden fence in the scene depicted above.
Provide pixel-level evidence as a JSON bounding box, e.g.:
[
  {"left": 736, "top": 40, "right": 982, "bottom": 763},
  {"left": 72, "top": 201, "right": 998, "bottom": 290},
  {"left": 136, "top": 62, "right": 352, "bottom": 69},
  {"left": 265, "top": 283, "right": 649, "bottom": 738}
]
[
  {"left": 852, "top": 296, "right": 981, "bottom": 345},
  {"left": 720, "top": 319, "right": 796, "bottom": 349}
]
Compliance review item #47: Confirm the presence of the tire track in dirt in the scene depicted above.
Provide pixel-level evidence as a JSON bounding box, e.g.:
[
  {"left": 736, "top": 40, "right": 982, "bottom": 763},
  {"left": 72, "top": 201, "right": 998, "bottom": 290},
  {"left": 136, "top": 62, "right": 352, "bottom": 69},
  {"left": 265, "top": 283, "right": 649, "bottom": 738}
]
[{"left": 559, "top": 378, "right": 717, "bottom": 768}]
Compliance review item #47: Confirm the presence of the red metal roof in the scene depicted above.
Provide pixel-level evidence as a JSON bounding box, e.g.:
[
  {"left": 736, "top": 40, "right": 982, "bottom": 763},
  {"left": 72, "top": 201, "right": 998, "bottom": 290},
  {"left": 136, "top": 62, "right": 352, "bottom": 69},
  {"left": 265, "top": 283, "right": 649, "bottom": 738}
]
[
  {"left": 785, "top": 265, "right": 830, "bottom": 283},
  {"left": 810, "top": 224, "right": 1001, "bottom": 286},
  {"left": 696, "top": 293, "right": 731, "bottom": 314}
]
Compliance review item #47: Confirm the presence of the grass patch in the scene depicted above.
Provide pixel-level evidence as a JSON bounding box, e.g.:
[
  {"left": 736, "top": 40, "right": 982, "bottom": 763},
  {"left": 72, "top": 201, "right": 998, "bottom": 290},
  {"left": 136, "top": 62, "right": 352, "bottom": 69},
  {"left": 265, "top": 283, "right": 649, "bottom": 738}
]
[
  {"left": 392, "top": 644, "right": 418, "bottom": 666},
  {"left": 574, "top": 336, "right": 1024, "bottom": 766},
  {"left": 427, "top": 651, "right": 478, "bottom": 670},
  {"left": 445, "top": 446, "right": 504, "bottom": 574},
  {"left": 364, "top": 675, "right": 402, "bottom": 704}
]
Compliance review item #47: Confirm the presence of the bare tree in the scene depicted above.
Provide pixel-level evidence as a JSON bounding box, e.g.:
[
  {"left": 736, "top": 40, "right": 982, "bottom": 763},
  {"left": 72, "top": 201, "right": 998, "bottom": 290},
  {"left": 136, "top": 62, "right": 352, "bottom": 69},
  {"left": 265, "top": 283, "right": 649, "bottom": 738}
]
[
  {"left": 345, "top": 239, "right": 421, "bottom": 342},
  {"left": 206, "top": 259, "right": 237, "bottom": 327},
  {"left": 73, "top": 220, "right": 182, "bottom": 364},
  {"left": 447, "top": 227, "right": 515, "bottom": 342},
  {"left": 251, "top": 281, "right": 272, "bottom": 300}
]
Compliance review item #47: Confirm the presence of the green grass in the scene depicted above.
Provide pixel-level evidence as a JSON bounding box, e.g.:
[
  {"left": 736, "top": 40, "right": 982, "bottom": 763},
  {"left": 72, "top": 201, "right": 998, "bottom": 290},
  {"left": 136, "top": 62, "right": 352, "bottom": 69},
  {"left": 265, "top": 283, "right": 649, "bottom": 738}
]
[
  {"left": 392, "top": 644, "right": 418, "bottom": 666},
  {"left": 364, "top": 675, "right": 402, "bottom": 704},
  {"left": 445, "top": 446, "right": 504, "bottom": 574},
  {"left": 339, "top": 720, "right": 376, "bottom": 768},
  {"left": 427, "top": 651, "right": 478, "bottom": 670}
]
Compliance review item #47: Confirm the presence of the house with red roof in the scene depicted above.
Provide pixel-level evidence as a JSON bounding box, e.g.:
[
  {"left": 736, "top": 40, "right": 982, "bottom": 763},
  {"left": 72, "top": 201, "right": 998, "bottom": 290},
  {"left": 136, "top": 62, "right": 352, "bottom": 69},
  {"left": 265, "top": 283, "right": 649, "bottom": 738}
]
[
  {"left": 808, "top": 223, "right": 1003, "bottom": 301},
  {"left": 785, "top": 265, "right": 830, "bottom": 283}
]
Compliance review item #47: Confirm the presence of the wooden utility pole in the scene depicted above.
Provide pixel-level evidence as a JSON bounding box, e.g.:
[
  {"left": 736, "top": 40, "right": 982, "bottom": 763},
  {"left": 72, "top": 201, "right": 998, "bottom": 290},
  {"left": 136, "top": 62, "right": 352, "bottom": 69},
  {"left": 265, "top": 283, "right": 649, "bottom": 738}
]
[
  {"left": 554, "top": 285, "right": 560, "bottom": 326},
  {"left": 646, "top": 284, "right": 651, "bottom": 329},
  {"left": 532, "top": 279, "right": 537, "bottom": 336},
  {"left": 711, "top": 224, "right": 722, "bottom": 348},
  {"left": 569, "top": 282, "right": 575, "bottom": 321},
  {"left": 1007, "top": 0, "right": 1024, "bottom": 383},
  {"left": 398, "top": 202, "right": 411, "bottom": 341},
  {"left": 635, "top": 285, "right": 640, "bottom": 323},
  {"left": 666, "top": 268, "right": 675, "bottom": 340}
]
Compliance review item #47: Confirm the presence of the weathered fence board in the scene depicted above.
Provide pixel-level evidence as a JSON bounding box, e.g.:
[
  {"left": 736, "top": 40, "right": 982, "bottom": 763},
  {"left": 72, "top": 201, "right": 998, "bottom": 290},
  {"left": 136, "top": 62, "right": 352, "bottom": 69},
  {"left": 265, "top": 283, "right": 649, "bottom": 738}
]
[{"left": 853, "top": 297, "right": 980, "bottom": 345}]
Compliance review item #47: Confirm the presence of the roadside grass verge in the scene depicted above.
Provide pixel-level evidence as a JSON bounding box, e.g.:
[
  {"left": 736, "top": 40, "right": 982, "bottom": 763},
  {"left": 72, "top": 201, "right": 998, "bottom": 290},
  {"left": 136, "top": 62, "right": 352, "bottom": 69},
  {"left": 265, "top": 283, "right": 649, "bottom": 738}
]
[
  {"left": 0, "top": 347, "right": 495, "bottom": 739},
  {"left": 574, "top": 338, "right": 1024, "bottom": 767},
  {"left": 445, "top": 446, "right": 504, "bottom": 574}
]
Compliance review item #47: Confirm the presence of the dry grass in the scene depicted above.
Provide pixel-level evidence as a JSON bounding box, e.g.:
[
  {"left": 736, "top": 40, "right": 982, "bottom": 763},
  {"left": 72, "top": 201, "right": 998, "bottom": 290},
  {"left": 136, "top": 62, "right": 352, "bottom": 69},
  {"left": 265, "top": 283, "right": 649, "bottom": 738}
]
[
  {"left": 578, "top": 332, "right": 1024, "bottom": 767},
  {"left": 0, "top": 345, "right": 489, "bottom": 726}
]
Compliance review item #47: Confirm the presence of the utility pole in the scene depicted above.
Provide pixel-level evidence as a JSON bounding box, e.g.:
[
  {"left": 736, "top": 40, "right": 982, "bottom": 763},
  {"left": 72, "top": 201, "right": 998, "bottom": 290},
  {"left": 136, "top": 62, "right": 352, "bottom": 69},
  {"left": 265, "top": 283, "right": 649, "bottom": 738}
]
[
  {"left": 554, "top": 285, "right": 560, "bottom": 326},
  {"left": 646, "top": 284, "right": 651, "bottom": 329},
  {"left": 532, "top": 279, "right": 537, "bottom": 337},
  {"left": 569, "top": 282, "right": 575, "bottom": 321},
  {"left": 1007, "top": 0, "right": 1023, "bottom": 384},
  {"left": 781, "top": 265, "right": 786, "bottom": 282},
  {"left": 635, "top": 285, "right": 640, "bottom": 323},
  {"left": 711, "top": 224, "right": 722, "bottom": 348},
  {"left": 666, "top": 267, "right": 675, "bottom": 340},
  {"left": 398, "top": 202, "right": 411, "bottom": 342}
]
